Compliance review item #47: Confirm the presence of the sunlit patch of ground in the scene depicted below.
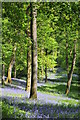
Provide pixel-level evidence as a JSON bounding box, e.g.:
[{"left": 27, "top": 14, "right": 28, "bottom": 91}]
[
  {"left": 1, "top": 85, "right": 80, "bottom": 119},
  {"left": 1, "top": 73, "right": 80, "bottom": 119}
]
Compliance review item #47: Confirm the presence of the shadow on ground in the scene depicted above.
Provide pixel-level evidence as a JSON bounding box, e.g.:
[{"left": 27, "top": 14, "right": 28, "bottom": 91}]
[
  {"left": 2, "top": 96, "right": 80, "bottom": 119},
  {"left": 38, "top": 83, "right": 80, "bottom": 100}
]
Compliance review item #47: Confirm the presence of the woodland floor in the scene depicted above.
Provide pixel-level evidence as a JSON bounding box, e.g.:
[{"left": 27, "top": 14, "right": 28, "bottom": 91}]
[{"left": 1, "top": 71, "right": 80, "bottom": 119}]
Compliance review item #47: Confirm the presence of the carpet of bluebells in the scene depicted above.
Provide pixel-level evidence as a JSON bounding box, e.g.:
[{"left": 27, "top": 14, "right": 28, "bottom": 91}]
[{"left": 1, "top": 84, "right": 80, "bottom": 119}]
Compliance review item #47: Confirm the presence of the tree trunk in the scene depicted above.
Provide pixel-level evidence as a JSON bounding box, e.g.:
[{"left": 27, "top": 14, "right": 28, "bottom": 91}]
[
  {"left": 30, "top": 3, "right": 37, "bottom": 99},
  {"left": 66, "top": 40, "right": 76, "bottom": 95},
  {"left": 5, "top": 45, "right": 16, "bottom": 84},
  {"left": 66, "top": 39, "right": 69, "bottom": 76},
  {"left": 45, "top": 49, "right": 47, "bottom": 83},
  {"left": 2, "top": 64, "right": 5, "bottom": 85},
  {"left": 25, "top": 45, "right": 31, "bottom": 92},
  {"left": 2, "top": 54, "right": 5, "bottom": 85},
  {"left": 14, "top": 63, "right": 16, "bottom": 78},
  {"left": 41, "top": 49, "right": 44, "bottom": 81},
  {"left": 37, "top": 62, "right": 40, "bottom": 82},
  {"left": 14, "top": 50, "right": 16, "bottom": 78},
  {"left": 78, "top": 39, "right": 80, "bottom": 84},
  {"left": 25, "top": 4, "right": 31, "bottom": 93},
  {"left": 45, "top": 65, "right": 47, "bottom": 83},
  {"left": 41, "top": 66, "right": 44, "bottom": 81}
]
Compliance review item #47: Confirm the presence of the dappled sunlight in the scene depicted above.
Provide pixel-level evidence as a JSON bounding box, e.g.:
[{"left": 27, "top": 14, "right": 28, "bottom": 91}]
[
  {"left": 2, "top": 94, "right": 80, "bottom": 119},
  {"left": 1, "top": 78, "right": 80, "bottom": 119},
  {"left": 1, "top": 87, "right": 29, "bottom": 99},
  {"left": 38, "top": 82, "right": 80, "bottom": 100},
  {"left": 2, "top": 1, "right": 80, "bottom": 119}
]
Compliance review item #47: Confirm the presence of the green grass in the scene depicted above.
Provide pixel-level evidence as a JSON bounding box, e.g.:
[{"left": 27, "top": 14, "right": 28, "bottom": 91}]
[
  {"left": 1, "top": 75, "right": 80, "bottom": 119},
  {"left": 1, "top": 90, "right": 80, "bottom": 119},
  {"left": 2, "top": 100, "right": 80, "bottom": 119},
  {"left": 2, "top": 101, "right": 26, "bottom": 119},
  {"left": 37, "top": 82, "right": 80, "bottom": 100}
]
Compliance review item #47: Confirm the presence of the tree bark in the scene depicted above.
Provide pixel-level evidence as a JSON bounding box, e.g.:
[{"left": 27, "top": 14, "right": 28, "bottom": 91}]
[
  {"left": 25, "top": 4, "right": 31, "bottom": 93},
  {"left": 30, "top": 3, "right": 37, "bottom": 99},
  {"left": 26, "top": 45, "right": 31, "bottom": 92},
  {"left": 14, "top": 49, "right": 16, "bottom": 78},
  {"left": 5, "top": 45, "right": 16, "bottom": 84},
  {"left": 66, "top": 39, "right": 69, "bottom": 76},
  {"left": 45, "top": 49, "right": 47, "bottom": 83},
  {"left": 41, "top": 48, "right": 44, "bottom": 81},
  {"left": 2, "top": 54, "right": 5, "bottom": 85},
  {"left": 2, "top": 64, "right": 5, "bottom": 85},
  {"left": 41, "top": 66, "right": 44, "bottom": 81},
  {"left": 66, "top": 40, "right": 76, "bottom": 95},
  {"left": 37, "top": 62, "right": 40, "bottom": 82},
  {"left": 14, "top": 63, "right": 16, "bottom": 78},
  {"left": 45, "top": 65, "right": 47, "bottom": 83},
  {"left": 78, "top": 39, "right": 80, "bottom": 84}
]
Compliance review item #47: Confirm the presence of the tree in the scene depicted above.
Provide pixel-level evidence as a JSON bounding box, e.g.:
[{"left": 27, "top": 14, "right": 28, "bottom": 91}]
[
  {"left": 25, "top": 3, "right": 32, "bottom": 92},
  {"left": 2, "top": 3, "right": 28, "bottom": 79},
  {"left": 5, "top": 45, "right": 16, "bottom": 83},
  {"left": 2, "top": 54, "right": 5, "bottom": 85},
  {"left": 30, "top": 3, "right": 37, "bottom": 99},
  {"left": 37, "top": 3, "right": 58, "bottom": 82},
  {"left": 66, "top": 40, "right": 77, "bottom": 95}
]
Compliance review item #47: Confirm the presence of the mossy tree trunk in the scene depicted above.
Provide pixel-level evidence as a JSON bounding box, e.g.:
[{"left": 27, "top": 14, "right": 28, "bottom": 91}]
[
  {"left": 66, "top": 40, "right": 76, "bottom": 95},
  {"left": 30, "top": 3, "right": 37, "bottom": 99}
]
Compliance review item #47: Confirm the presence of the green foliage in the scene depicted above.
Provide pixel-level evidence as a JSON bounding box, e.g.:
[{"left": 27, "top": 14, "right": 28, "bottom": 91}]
[
  {"left": 2, "top": 3, "right": 28, "bottom": 77},
  {"left": 2, "top": 2, "right": 80, "bottom": 79},
  {"left": 2, "top": 101, "right": 26, "bottom": 119}
]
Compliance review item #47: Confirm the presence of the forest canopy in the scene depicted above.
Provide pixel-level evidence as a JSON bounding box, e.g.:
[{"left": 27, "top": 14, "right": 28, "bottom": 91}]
[{"left": 2, "top": 2, "right": 80, "bottom": 98}]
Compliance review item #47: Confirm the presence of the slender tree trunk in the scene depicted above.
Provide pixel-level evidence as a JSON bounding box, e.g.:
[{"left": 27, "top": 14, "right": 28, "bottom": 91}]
[
  {"left": 66, "top": 39, "right": 69, "bottom": 76},
  {"left": 37, "top": 62, "right": 40, "bottom": 82},
  {"left": 14, "top": 50, "right": 16, "bottom": 78},
  {"left": 41, "top": 49, "right": 44, "bottom": 81},
  {"left": 5, "top": 57, "right": 14, "bottom": 83},
  {"left": 78, "top": 39, "right": 80, "bottom": 84},
  {"left": 5, "top": 45, "right": 16, "bottom": 84},
  {"left": 26, "top": 45, "right": 31, "bottom": 92},
  {"left": 30, "top": 3, "right": 37, "bottom": 99},
  {"left": 45, "top": 49, "right": 47, "bottom": 83},
  {"left": 65, "top": 28, "right": 69, "bottom": 78},
  {"left": 2, "top": 54, "right": 5, "bottom": 85},
  {"left": 2, "top": 64, "right": 5, "bottom": 85},
  {"left": 25, "top": 4, "right": 32, "bottom": 93},
  {"left": 66, "top": 38, "right": 70, "bottom": 82},
  {"left": 66, "top": 40, "right": 76, "bottom": 95},
  {"left": 14, "top": 63, "right": 16, "bottom": 78},
  {"left": 41, "top": 66, "right": 44, "bottom": 81},
  {"left": 45, "top": 65, "right": 47, "bottom": 83}
]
